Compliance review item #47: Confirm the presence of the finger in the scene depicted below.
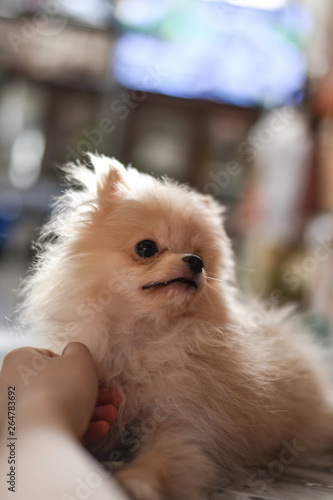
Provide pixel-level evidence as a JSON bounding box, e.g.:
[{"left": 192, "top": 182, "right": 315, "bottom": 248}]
[
  {"left": 61, "top": 342, "right": 98, "bottom": 387},
  {"left": 90, "top": 404, "right": 118, "bottom": 424},
  {"left": 97, "top": 388, "right": 122, "bottom": 408},
  {"left": 2, "top": 346, "right": 57, "bottom": 368},
  {"left": 62, "top": 342, "right": 91, "bottom": 358},
  {"left": 82, "top": 420, "right": 110, "bottom": 445},
  {"left": 61, "top": 342, "right": 99, "bottom": 416}
]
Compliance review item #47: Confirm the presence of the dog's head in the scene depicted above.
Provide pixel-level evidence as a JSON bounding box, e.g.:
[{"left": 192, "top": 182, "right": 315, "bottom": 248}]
[
  {"left": 24, "top": 154, "right": 235, "bottom": 345},
  {"left": 57, "top": 154, "right": 235, "bottom": 322}
]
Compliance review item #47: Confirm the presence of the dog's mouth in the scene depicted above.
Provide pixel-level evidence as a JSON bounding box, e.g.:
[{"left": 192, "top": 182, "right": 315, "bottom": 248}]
[{"left": 142, "top": 277, "right": 198, "bottom": 290}]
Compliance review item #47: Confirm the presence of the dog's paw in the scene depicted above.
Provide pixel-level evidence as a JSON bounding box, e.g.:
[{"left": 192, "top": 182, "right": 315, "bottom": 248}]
[{"left": 116, "top": 470, "right": 161, "bottom": 500}]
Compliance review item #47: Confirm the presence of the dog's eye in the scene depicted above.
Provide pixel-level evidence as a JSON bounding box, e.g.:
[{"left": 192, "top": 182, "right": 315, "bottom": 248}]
[{"left": 135, "top": 240, "right": 158, "bottom": 258}]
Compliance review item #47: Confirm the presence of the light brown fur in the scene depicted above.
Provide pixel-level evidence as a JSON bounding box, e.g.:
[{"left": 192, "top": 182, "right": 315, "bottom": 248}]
[{"left": 20, "top": 154, "right": 333, "bottom": 500}]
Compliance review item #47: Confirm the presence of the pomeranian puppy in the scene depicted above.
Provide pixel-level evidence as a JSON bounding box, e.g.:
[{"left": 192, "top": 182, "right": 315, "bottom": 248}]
[{"left": 21, "top": 154, "right": 333, "bottom": 500}]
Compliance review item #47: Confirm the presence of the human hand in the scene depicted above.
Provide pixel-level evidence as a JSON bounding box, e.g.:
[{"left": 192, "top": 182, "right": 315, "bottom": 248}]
[
  {"left": 0, "top": 342, "right": 118, "bottom": 442},
  {"left": 0, "top": 344, "right": 130, "bottom": 500},
  {"left": 83, "top": 387, "right": 122, "bottom": 445}
]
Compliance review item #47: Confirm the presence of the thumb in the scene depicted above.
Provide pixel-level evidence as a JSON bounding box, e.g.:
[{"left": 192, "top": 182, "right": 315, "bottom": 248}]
[
  {"left": 62, "top": 342, "right": 99, "bottom": 391},
  {"left": 62, "top": 341, "right": 92, "bottom": 358}
]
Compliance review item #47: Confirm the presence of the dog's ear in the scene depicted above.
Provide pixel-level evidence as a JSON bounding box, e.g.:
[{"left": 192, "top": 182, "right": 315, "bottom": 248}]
[
  {"left": 88, "top": 153, "right": 130, "bottom": 199},
  {"left": 201, "top": 194, "right": 226, "bottom": 220}
]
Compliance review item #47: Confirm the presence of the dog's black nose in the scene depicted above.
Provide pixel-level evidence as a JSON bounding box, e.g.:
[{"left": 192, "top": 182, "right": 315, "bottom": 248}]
[{"left": 182, "top": 255, "right": 204, "bottom": 274}]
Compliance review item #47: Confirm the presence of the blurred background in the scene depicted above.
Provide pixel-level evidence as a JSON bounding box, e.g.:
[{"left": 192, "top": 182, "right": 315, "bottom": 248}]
[{"left": 0, "top": 0, "right": 333, "bottom": 358}]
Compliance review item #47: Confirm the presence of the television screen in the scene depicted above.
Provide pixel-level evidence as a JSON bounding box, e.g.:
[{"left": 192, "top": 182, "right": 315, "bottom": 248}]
[{"left": 113, "top": 0, "right": 310, "bottom": 108}]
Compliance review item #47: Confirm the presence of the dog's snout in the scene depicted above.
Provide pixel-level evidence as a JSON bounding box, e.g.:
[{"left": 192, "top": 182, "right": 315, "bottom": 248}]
[{"left": 182, "top": 255, "right": 204, "bottom": 274}]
